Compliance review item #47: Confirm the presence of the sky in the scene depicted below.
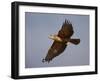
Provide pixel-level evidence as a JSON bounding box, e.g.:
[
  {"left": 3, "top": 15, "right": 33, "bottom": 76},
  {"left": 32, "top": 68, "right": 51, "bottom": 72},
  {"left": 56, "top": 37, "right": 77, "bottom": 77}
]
[{"left": 25, "top": 12, "right": 89, "bottom": 68}]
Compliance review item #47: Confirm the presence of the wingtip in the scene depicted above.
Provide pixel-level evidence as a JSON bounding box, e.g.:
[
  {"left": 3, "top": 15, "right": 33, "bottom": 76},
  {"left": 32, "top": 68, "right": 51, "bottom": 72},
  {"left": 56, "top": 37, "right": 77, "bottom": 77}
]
[
  {"left": 42, "top": 58, "right": 51, "bottom": 63},
  {"left": 42, "top": 59, "right": 45, "bottom": 63},
  {"left": 64, "top": 19, "right": 72, "bottom": 25}
]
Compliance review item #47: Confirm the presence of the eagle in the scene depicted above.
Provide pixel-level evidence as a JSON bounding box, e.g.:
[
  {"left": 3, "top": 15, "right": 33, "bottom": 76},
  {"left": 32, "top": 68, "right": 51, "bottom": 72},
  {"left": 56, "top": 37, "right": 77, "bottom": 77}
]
[{"left": 42, "top": 19, "right": 80, "bottom": 63}]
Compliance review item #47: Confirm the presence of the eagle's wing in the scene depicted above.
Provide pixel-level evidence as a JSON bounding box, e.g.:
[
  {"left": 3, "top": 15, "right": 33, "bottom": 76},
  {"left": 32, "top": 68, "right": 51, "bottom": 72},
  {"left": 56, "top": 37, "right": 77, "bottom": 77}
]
[
  {"left": 58, "top": 20, "right": 74, "bottom": 39},
  {"left": 42, "top": 41, "right": 67, "bottom": 63},
  {"left": 42, "top": 20, "right": 74, "bottom": 63}
]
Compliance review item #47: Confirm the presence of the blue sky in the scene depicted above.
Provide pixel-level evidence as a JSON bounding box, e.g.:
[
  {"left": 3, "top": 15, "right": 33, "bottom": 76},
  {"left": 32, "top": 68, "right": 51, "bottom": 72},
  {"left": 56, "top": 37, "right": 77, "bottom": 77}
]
[{"left": 25, "top": 12, "right": 89, "bottom": 68}]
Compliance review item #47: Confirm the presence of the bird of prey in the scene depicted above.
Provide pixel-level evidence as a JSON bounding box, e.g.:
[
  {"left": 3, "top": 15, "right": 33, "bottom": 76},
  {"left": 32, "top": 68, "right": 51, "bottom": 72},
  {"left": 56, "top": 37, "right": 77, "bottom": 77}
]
[{"left": 42, "top": 19, "right": 80, "bottom": 63}]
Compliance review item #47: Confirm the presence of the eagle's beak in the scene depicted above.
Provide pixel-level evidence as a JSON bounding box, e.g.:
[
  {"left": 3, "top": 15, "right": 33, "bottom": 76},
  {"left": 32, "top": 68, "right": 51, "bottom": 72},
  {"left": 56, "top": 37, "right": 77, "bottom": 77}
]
[{"left": 48, "top": 35, "right": 54, "bottom": 39}]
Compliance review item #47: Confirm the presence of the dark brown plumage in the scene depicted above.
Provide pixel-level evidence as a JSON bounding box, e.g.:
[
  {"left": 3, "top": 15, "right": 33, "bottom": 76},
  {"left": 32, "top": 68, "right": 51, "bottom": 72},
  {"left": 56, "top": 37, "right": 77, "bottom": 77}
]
[{"left": 42, "top": 19, "right": 80, "bottom": 63}]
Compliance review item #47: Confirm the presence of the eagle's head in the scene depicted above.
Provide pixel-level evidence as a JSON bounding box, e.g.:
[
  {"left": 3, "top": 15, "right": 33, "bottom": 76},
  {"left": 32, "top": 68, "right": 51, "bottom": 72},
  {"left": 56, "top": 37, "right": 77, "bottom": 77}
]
[{"left": 48, "top": 35, "right": 62, "bottom": 42}]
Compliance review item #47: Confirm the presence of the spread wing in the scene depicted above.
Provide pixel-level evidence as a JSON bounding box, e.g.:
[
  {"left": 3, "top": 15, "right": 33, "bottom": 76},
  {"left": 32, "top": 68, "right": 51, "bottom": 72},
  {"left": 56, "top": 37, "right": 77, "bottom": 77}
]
[
  {"left": 58, "top": 20, "right": 74, "bottom": 39},
  {"left": 42, "top": 20, "right": 74, "bottom": 63},
  {"left": 42, "top": 41, "right": 67, "bottom": 63}
]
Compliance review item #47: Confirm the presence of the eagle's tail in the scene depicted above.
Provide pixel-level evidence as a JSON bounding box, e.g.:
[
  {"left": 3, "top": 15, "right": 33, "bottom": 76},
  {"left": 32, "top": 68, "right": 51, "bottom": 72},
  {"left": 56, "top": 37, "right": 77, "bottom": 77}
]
[{"left": 69, "top": 39, "right": 80, "bottom": 45}]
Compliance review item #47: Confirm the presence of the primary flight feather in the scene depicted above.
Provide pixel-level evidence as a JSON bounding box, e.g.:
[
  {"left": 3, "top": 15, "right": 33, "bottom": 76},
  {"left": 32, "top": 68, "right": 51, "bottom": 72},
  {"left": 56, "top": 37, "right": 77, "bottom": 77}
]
[{"left": 42, "top": 19, "right": 80, "bottom": 63}]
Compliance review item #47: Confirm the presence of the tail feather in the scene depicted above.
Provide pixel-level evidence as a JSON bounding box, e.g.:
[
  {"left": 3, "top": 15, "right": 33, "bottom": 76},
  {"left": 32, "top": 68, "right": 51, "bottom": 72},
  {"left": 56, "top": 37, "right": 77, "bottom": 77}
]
[{"left": 69, "top": 39, "right": 80, "bottom": 45}]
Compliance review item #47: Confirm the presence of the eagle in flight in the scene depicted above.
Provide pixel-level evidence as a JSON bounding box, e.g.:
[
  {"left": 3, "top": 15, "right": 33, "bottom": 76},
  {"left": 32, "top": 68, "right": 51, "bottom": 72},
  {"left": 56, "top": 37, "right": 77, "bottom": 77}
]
[{"left": 42, "top": 19, "right": 80, "bottom": 63}]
